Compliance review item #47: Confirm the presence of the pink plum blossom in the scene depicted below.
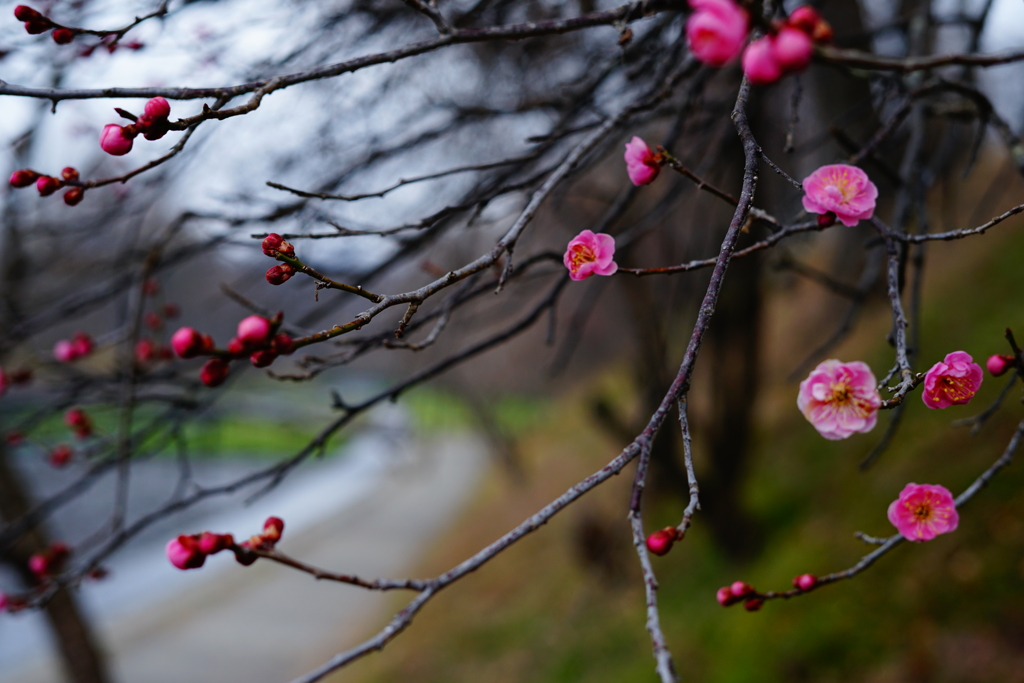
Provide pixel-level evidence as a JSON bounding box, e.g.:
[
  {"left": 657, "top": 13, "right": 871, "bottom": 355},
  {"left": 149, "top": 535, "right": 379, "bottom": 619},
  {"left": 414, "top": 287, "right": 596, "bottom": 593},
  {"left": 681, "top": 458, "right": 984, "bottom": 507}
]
[
  {"left": 236, "top": 315, "right": 272, "bottom": 346},
  {"left": 99, "top": 124, "right": 134, "bottom": 156},
  {"left": 987, "top": 354, "right": 1013, "bottom": 376},
  {"left": 686, "top": 0, "right": 749, "bottom": 67},
  {"left": 624, "top": 136, "right": 661, "bottom": 186},
  {"left": 887, "top": 483, "right": 959, "bottom": 542},
  {"left": 802, "top": 164, "right": 878, "bottom": 226},
  {"left": 798, "top": 359, "right": 881, "bottom": 440},
  {"left": 742, "top": 36, "right": 782, "bottom": 84},
  {"left": 922, "top": 350, "right": 983, "bottom": 409},
  {"left": 563, "top": 230, "right": 618, "bottom": 281}
]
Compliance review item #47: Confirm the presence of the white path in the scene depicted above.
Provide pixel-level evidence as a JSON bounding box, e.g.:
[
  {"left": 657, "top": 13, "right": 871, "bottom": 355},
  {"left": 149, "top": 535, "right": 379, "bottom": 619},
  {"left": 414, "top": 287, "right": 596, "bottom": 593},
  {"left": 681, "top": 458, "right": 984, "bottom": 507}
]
[{"left": 3, "top": 430, "right": 487, "bottom": 683}]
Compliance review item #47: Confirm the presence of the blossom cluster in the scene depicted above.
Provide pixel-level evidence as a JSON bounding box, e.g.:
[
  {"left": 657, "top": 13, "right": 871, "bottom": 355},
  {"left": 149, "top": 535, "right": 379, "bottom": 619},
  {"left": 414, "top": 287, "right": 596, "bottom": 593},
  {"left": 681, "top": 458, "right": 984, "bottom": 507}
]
[
  {"left": 14, "top": 5, "right": 73, "bottom": 44},
  {"left": 172, "top": 314, "right": 296, "bottom": 388},
  {"left": 101, "top": 97, "right": 173, "bottom": 156},
  {"left": 9, "top": 167, "right": 85, "bottom": 206},
  {"left": 166, "top": 516, "right": 285, "bottom": 570},
  {"left": 686, "top": 1, "right": 833, "bottom": 86}
]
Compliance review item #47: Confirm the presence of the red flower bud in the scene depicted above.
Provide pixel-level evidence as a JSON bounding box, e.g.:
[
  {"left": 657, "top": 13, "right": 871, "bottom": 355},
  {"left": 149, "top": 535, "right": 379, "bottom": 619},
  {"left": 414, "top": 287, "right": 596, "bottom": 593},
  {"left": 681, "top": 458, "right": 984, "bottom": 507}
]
[
  {"left": 162, "top": 303, "right": 180, "bottom": 319},
  {"left": 265, "top": 264, "right": 295, "bottom": 285},
  {"left": 51, "top": 28, "right": 74, "bottom": 44},
  {"left": 49, "top": 444, "right": 74, "bottom": 468},
  {"left": 730, "top": 581, "right": 755, "bottom": 599},
  {"left": 262, "top": 233, "right": 295, "bottom": 257},
  {"left": 142, "top": 278, "right": 160, "bottom": 295},
  {"left": 792, "top": 574, "right": 817, "bottom": 591},
  {"left": 71, "top": 332, "right": 94, "bottom": 358},
  {"left": 63, "top": 187, "right": 84, "bottom": 206},
  {"left": 14, "top": 5, "right": 42, "bottom": 21},
  {"left": 198, "top": 532, "right": 232, "bottom": 555},
  {"left": 171, "top": 327, "right": 205, "bottom": 359},
  {"left": 144, "top": 311, "right": 163, "bottom": 330},
  {"left": 645, "top": 527, "right": 677, "bottom": 556},
  {"left": 28, "top": 554, "right": 49, "bottom": 578},
  {"left": 60, "top": 167, "right": 79, "bottom": 181},
  {"left": 817, "top": 212, "right": 836, "bottom": 227},
  {"left": 716, "top": 586, "right": 739, "bottom": 607},
  {"left": 270, "top": 333, "right": 295, "bottom": 355},
  {"left": 226, "top": 337, "right": 247, "bottom": 355},
  {"left": 139, "top": 115, "right": 170, "bottom": 141},
  {"left": 743, "top": 598, "right": 764, "bottom": 612},
  {"left": 64, "top": 408, "right": 92, "bottom": 438},
  {"left": 36, "top": 176, "right": 63, "bottom": 196},
  {"left": 100, "top": 124, "right": 134, "bottom": 156},
  {"left": 787, "top": 6, "right": 822, "bottom": 34},
  {"left": 143, "top": 97, "right": 171, "bottom": 119},
  {"left": 987, "top": 354, "right": 1014, "bottom": 377},
  {"left": 199, "top": 358, "right": 230, "bottom": 387},
  {"left": 250, "top": 350, "right": 277, "bottom": 368},
  {"left": 9, "top": 169, "right": 39, "bottom": 187},
  {"left": 166, "top": 535, "right": 206, "bottom": 570},
  {"left": 262, "top": 516, "right": 284, "bottom": 542},
  {"left": 24, "top": 18, "right": 52, "bottom": 34},
  {"left": 237, "top": 315, "right": 272, "bottom": 346},
  {"left": 233, "top": 542, "right": 258, "bottom": 566},
  {"left": 135, "top": 338, "right": 156, "bottom": 363}
]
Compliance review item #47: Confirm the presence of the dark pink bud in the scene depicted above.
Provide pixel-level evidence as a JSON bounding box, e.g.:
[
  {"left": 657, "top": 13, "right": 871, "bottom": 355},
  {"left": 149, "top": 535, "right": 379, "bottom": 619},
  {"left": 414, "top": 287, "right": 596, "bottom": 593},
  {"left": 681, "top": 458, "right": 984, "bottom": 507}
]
[
  {"left": 63, "top": 187, "right": 84, "bottom": 206},
  {"left": 171, "top": 327, "right": 205, "bottom": 359},
  {"left": 262, "top": 516, "right": 284, "bottom": 542},
  {"left": 71, "top": 332, "right": 94, "bottom": 358},
  {"left": 645, "top": 527, "right": 677, "bottom": 556},
  {"left": 730, "top": 581, "right": 755, "bottom": 599},
  {"left": 49, "top": 444, "right": 73, "bottom": 467},
  {"left": 774, "top": 26, "right": 813, "bottom": 72},
  {"left": 199, "top": 358, "right": 230, "bottom": 387},
  {"left": 250, "top": 350, "right": 277, "bottom": 368},
  {"left": 143, "top": 97, "right": 170, "bottom": 119},
  {"left": 270, "top": 333, "right": 295, "bottom": 355},
  {"left": 144, "top": 311, "right": 163, "bottom": 330},
  {"left": 135, "top": 339, "right": 155, "bottom": 363},
  {"left": 9, "top": 169, "right": 39, "bottom": 187},
  {"left": 987, "top": 354, "right": 1014, "bottom": 377},
  {"left": 100, "top": 124, "right": 134, "bottom": 156},
  {"left": 201, "top": 334, "right": 216, "bottom": 354},
  {"left": 36, "top": 176, "right": 63, "bottom": 196},
  {"left": 262, "top": 233, "right": 294, "bottom": 257},
  {"left": 28, "top": 554, "right": 49, "bottom": 578},
  {"left": 226, "top": 337, "right": 246, "bottom": 356},
  {"left": 817, "top": 212, "right": 836, "bottom": 227},
  {"left": 265, "top": 264, "right": 295, "bottom": 285},
  {"left": 51, "top": 28, "right": 74, "bottom": 44},
  {"left": 237, "top": 315, "right": 272, "bottom": 346},
  {"left": 743, "top": 598, "right": 764, "bottom": 612},
  {"left": 24, "top": 18, "right": 51, "bottom": 34},
  {"left": 197, "top": 532, "right": 232, "bottom": 555},
  {"left": 788, "top": 6, "right": 822, "bottom": 34},
  {"left": 716, "top": 586, "right": 739, "bottom": 607},
  {"left": 53, "top": 339, "right": 76, "bottom": 363},
  {"left": 793, "top": 574, "right": 817, "bottom": 591},
  {"left": 162, "top": 303, "right": 180, "bottom": 319},
  {"left": 64, "top": 408, "right": 92, "bottom": 438},
  {"left": 14, "top": 5, "right": 42, "bottom": 21},
  {"left": 166, "top": 535, "right": 206, "bottom": 570},
  {"left": 61, "top": 167, "right": 79, "bottom": 181}
]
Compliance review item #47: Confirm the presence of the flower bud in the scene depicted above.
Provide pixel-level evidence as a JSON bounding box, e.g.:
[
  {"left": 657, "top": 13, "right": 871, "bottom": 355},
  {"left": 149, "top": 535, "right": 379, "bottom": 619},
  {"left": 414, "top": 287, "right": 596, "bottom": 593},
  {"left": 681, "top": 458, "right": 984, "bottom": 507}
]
[
  {"left": 49, "top": 444, "right": 73, "bottom": 467},
  {"left": 226, "top": 337, "right": 247, "bottom": 356},
  {"left": 730, "top": 581, "right": 755, "bottom": 599},
  {"left": 716, "top": 586, "right": 739, "bottom": 607},
  {"left": 61, "top": 167, "right": 80, "bottom": 182},
  {"left": 166, "top": 535, "right": 206, "bottom": 570},
  {"left": 233, "top": 542, "right": 258, "bottom": 566},
  {"left": 645, "top": 527, "right": 677, "bottom": 556},
  {"left": 197, "top": 532, "right": 232, "bottom": 555},
  {"left": 71, "top": 332, "right": 94, "bottom": 357},
  {"left": 812, "top": 20, "right": 833, "bottom": 44},
  {"left": 64, "top": 408, "right": 92, "bottom": 438},
  {"left": 271, "top": 333, "right": 295, "bottom": 355},
  {"left": 787, "top": 6, "right": 822, "bottom": 34},
  {"left": 9, "top": 169, "right": 39, "bottom": 187},
  {"left": 53, "top": 339, "right": 77, "bottom": 363},
  {"left": 143, "top": 97, "right": 171, "bottom": 119},
  {"left": 99, "top": 124, "right": 134, "bottom": 156},
  {"left": 135, "top": 338, "right": 155, "bottom": 363},
  {"left": 14, "top": 5, "right": 42, "bottom": 21},
  {"left": 36, "top": 176, "right": 63, "bottom": 196},
  {"left": 250, "top": 350, "right": 277, "bottom": 368},
  {"left": 792, "top": 573, "right": 817, "bottom": 591},
  {"left": 817, "top": 212, "right": 836, "bottom": 227},
  {"left": 144, "top": 312, "right": 163, "bottom": 330},
  {"left": 28, "top": 554, "right": 49, "bottom": 578},
  {"left": 262, "top": 233, "right": 295, "bottom": 257},
  {"left": 171, "top": 327, "right": 206, "bottom": 359},
  {"left": 774, "top": 26, "right": 813, "bottom": 72},
  {"left": 51, "top": 28, "right": 74, "bottom": 44},
  {"left": 24, "top": 18, "right": 51, "bottom": 34},
  {"left": 743, "top": 598, "right": 764, "bottom": 612},
  {"left": 987, "top": 354, "right": 1014, "bottom": 377},
  {"left": 265, "top": 264, "right": 296, "bottom": 285},
  {"left": 199, "top": 358, "right": 230, "bottom": 387},
  {"left": 263, "top": 516, "right": 285, "bottom": 542},
  {"left": 742, "top": 37, "right": 783, "bottom": 85},
  {"left": 163, "top": 303, "right": 180, "bottom": 318},
  {"left": 237, "top": 315, "right": 272, "bottom": 346},
  {"left": 63, "top": 187, "right": 84, "bottom": 206}
]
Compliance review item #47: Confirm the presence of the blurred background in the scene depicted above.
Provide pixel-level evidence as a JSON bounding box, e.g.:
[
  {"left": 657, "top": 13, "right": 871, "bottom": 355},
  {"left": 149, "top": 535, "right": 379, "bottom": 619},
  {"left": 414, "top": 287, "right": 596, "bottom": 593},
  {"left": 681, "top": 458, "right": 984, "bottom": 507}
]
[{"left": 2, "top": 0, "right": 1024, "bottom": 682}]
